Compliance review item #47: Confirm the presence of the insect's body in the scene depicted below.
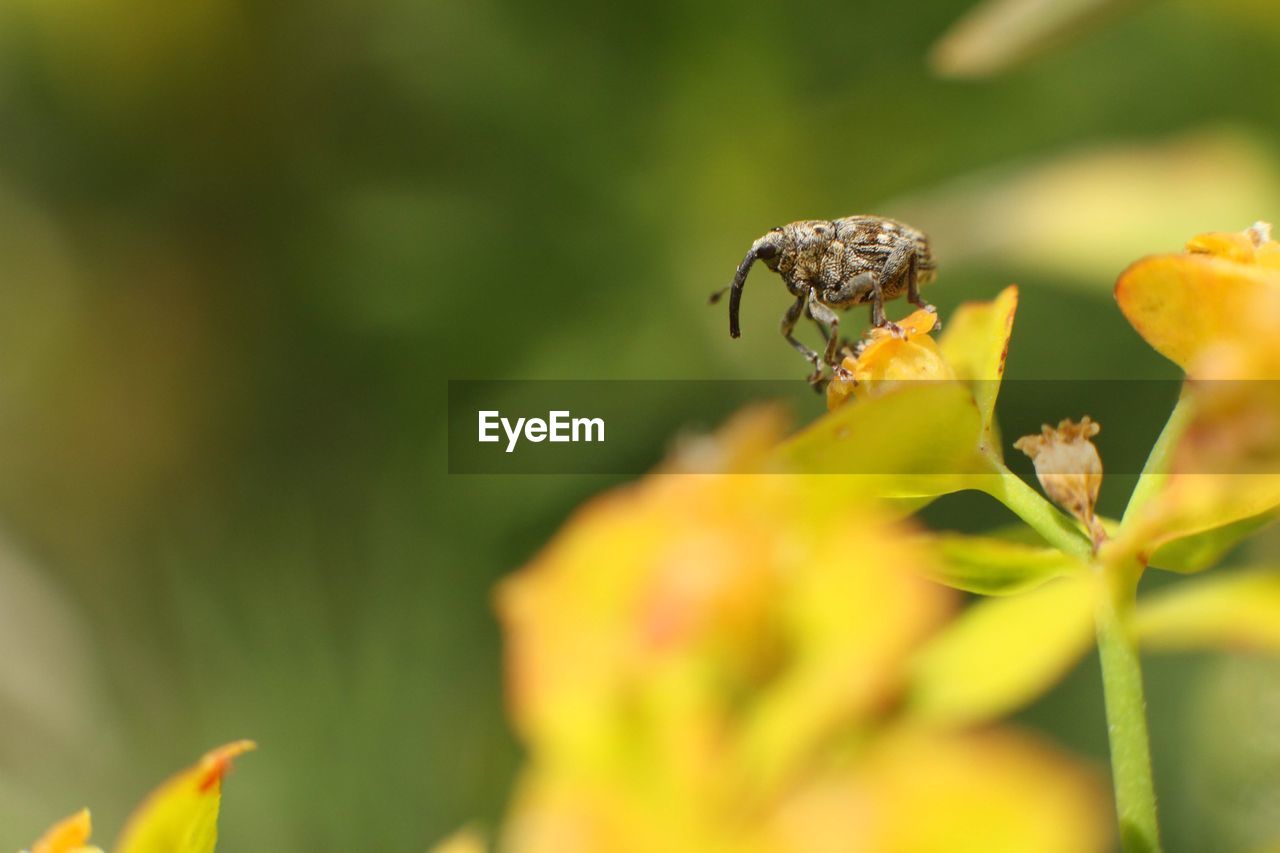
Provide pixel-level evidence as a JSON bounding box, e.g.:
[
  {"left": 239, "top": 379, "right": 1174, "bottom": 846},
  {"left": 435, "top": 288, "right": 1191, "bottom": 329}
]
[{"left": 713, "top": 215, "right": 938, "bottom": 383}]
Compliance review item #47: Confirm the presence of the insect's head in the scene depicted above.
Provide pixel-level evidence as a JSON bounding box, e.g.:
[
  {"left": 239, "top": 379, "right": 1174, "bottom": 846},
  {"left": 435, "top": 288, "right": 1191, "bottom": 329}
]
[{"left": 751, "top": 227, "right": 785, "bottom": 272}]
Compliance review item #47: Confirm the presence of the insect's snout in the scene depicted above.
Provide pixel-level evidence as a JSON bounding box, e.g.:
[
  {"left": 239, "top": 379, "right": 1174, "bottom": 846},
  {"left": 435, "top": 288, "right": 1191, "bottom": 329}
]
[{"left": 719, "top": 233, "right": 785, "bottom": 338}]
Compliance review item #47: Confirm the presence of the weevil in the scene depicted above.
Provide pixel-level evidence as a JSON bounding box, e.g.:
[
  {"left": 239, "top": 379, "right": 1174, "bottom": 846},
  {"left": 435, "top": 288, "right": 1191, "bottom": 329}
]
[{"left": 711, "top": 216, "right": 938, "bottom": 383}]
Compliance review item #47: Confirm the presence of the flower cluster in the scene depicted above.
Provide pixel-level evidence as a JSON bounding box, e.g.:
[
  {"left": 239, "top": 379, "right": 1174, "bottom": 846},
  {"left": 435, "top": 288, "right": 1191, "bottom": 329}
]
[{"left": 27, "top": 225, "right": 1280, "bottom": 852}]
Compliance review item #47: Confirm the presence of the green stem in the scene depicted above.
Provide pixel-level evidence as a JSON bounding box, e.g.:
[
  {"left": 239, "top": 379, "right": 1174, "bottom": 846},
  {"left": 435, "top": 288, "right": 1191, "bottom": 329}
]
[
  {"left": 987, "top": 460, "right": 1162, "bottom": 847},
  {"left": 1095, "top": 557, "right": 1161, "bottom": 853},
  {"left": 1122, "top": 387, "right": 1194, "bottom": 526},
  {"left": 982, "top": 465, "right": 1094, "bottom": 559}
]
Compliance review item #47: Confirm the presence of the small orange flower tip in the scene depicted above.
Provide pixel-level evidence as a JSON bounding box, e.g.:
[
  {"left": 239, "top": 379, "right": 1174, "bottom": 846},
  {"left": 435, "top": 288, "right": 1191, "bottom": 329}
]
[
  {"left": 825, "top": 309, "right": 952, "bottom": 411},
  {"left": 871, "top": 307, "right": 940, "bottom": 340},
  {"left": 195, "top": 739, "right": 257, "bottom": 793},
  {"left": 1185, "top": 220, "right": 1276, "bottom": 262},
  {"left": 29, "top": 808, "right": 101, "bottom": 853},
  {"left": 1014, "top": 417, "right": 1107, "bottom": 550}
]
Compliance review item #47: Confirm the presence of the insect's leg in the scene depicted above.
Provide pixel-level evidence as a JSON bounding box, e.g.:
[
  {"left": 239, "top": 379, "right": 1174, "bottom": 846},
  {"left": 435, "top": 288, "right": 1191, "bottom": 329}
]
[
  {"left": 904, "top": 251, "right": 940, "bottom": 327},
  {"left": 811, "top": 313, "right": 860, "bottom": 364},
  {"left": 866, "top": 274, "right": 905, "bottom": 337},
  {"left": 781, "top": 290, "right": 820, "bottom": 370},
  {"left": 867, "top": 274, "right": 886, "bottom": 326},
  {"left": 807, "top": 298, "right": 843, "bottom": 367}
]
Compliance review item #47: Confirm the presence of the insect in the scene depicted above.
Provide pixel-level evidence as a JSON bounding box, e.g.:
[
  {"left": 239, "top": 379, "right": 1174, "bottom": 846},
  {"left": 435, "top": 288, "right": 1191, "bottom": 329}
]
[{"left": 711, "top": 216, "right": 938, "bottom": 383}]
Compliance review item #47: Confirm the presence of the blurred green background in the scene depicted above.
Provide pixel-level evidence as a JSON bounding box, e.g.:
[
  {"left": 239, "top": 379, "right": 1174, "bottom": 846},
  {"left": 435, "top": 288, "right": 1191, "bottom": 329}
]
[{"left": 1, "top": 0, "right": 1279, "bottom": 849}]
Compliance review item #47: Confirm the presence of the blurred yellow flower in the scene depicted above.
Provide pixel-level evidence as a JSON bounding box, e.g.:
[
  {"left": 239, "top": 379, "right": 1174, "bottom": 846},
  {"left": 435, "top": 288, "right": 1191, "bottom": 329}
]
[
  {"left": 496, "top": 407, "right": 1108, "bottom": 853},
  {"left": 770, "top": 729, "right": 1109, "bottom": 853}
]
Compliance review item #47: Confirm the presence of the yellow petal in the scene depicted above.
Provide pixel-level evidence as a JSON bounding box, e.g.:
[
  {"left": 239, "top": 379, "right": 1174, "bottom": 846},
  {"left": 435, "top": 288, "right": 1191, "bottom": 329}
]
[
  {"left": 938, "top": 284, "right": 1019, "bottom": 453},
  {"left": 906, "top": 576, "right": 1098, "bottom": 725},
  {"left": 115, "top": 740, "right": 256, "bottom": 853},
  {"left": 1114, "top": 228, "right": 1280, "bottom": 371},
  {"left": 1136, "top": 568, "right": 1280, "bottom": 652},
  {"left": 784, "top": 381, "right": 991, "bottom": 497},
  {"left": 29, "top": 809, "right": 103, "bottom": 853}
]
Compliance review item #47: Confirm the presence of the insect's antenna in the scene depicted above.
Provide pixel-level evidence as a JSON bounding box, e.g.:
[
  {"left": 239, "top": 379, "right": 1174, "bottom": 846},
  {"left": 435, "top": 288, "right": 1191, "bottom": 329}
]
[{"left": 727, "top": 247, "right": 758, "bottom": 339}]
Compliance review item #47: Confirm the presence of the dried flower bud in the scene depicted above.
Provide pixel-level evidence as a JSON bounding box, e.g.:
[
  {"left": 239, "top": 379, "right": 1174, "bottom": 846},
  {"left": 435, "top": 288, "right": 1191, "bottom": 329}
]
[{"left": 1014, "top": 417, "right": 1106, "bottom": 551}]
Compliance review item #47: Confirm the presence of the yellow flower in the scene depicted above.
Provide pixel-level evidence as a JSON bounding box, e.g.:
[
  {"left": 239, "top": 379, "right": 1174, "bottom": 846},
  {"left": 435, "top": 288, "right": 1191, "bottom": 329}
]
[
  {"left": 785, "top": 287, "right": 1019, "bottom": 496},
  {"left": 1113, "top": 223, "right": 1280, "bottom": 566},
  {"left": 496, "top": 407, "right": 1108, "bottom": 853}
]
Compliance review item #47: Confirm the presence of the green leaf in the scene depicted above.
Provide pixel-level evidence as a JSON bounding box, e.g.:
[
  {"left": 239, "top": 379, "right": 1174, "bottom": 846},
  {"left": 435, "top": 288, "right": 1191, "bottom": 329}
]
[
  {"left": 925, "top": 532, "right": 1088, "bottom": 596},
  {"left": 1147, "top": 510, "right": 1277, "bottom": 574},
  {"left": 1136, "top": 568, "right": 1280, "bottom": 652},
  {"left": 906, "top": 577, "right": 1097, "bottom": 725}
]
